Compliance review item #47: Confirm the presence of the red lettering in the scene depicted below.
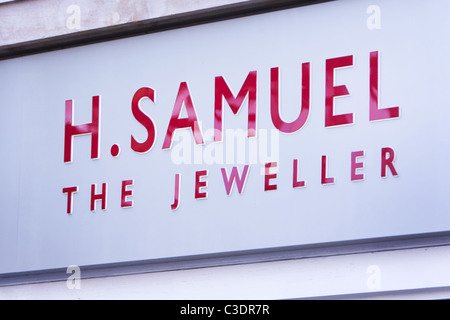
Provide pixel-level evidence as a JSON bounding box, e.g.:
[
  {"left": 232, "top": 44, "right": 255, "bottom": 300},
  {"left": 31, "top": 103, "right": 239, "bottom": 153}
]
[
  {"left": 171, "top": 173, "right": 181, "bottom": 210},
  {"left": 270, "top": 64, "right": 310, "bottom": 133},
  {"left": 351, "top": 151, "right": 365, "bottom": 181},
  {"left": 195, "top": 170, "right": 208, "bottom": 199},
  {"left": 214, "top": 71, "right": 257, "bottom": 142},
  {"left": 381, "top": 147, "right": 398, "bottom": 177},
  {"left": 62, "top": 186, "right": 78, "bottom": 214},
  {"left": 64, "top": 96, "right": 100, "bottom": 163},
  {"left": 131, "top": 87, "right": 156, "bottom": 153},
  {"left": 325, "top": 56, "right": 354, "bottom": 127},
  {"left": 293, "top": 159, "right": 306, "bottom": 188},
  {"left": 162, "top": 82, "right": 204, "bottom": 149},
  {"left": 90, "top": 183, "right": 107, "bottom": 211},
  {"left": 264, "top": 162, "right": 278, "bottom": 191},
  {"left": 370, "top": 51, "right": 400, "bottom": 121},
  {"left": 221, "top": 165, "right": 250, "bottom": 195},
  {"left": 321, "top": 155, "right": 335, "bottom": 184},
  {"left": 121, "top": 180, "right": 134, "bottom": 208}
]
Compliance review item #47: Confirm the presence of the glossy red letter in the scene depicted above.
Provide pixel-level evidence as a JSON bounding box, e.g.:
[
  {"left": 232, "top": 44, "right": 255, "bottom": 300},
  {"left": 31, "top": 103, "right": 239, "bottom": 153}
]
[
  {"left": 121, "top": 180, "right": 134, "bottom": 208},
  {"left": 131, "top": 87, "right": 156, "bottom": 153},
  {"left": 90, "top": 183, "right": 107, "bottom": 211},
  {"left": 62, "top": 186, "right": 78, "bottom": 214},
  {"left": 171, "top": 173, "right": 181, "bottom": 210},
  {"left": 214, "top": 71, "right": 257, "bottom": 142},
  {"left": 271, "top": 64, "right": 310, "bottom": 133},
  {"left": 325, "top": 56, "right": 354, "bottom": 127},
  {"left": 264, "top": 162, "right": 277, "bottom": 191},
  {"left": 381, "top": 147, "right": 398, "bottom": 177},
  {"left": 293, "top": 159, "right": 306, "bottom": 188},
  {"left": 163, "top": 82, "right": 204, "bottom": 149},
  {"left": 370, "top": 51, "right": 400, "bottom": 121},
  {"left": 195, "top": 170, "right": 208, "bottom": 199},
  {"left": 351, "top": 151, "right": 365, "bottom": 181},
  {"left": 64, "top": 96, "right": 100, "bottom": 162},
  {"left": 221, "top": 165, "right": 250, "bottom": 195},
  {"left": 321, "top": 155, "right": 335, "bottom": 185}
]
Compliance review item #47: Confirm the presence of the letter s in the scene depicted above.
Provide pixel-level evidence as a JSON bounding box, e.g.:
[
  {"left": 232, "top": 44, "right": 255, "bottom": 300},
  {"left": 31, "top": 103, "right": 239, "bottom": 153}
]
[{"left": 131, "top": 87, "right": 157, "bottom": 153}]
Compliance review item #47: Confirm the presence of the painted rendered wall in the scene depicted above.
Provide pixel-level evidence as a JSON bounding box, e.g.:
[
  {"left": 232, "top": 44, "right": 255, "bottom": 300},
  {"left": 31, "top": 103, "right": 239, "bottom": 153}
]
[
  {"left": 2, "top": 245, "right": 450, "bottom": 299},
  {"left": 0, "top": 0, "right": 251, "bottom": 46}
]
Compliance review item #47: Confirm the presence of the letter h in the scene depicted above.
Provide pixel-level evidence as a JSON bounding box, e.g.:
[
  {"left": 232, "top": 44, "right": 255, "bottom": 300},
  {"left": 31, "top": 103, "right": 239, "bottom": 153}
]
[{"left": 64, "top": 96, "right": 101, "bottom": 163}]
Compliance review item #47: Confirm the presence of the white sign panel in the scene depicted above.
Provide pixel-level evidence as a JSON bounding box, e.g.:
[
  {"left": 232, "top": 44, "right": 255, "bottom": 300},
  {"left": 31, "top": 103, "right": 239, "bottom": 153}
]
[{"left": 1, "top": 0, "right": 450, "bottom": 274}]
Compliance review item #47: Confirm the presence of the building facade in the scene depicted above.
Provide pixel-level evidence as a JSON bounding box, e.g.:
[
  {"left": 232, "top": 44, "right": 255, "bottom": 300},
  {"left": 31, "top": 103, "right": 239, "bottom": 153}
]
[{"left": 1, "top": 0, "right": 450, "bottom": 300}]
